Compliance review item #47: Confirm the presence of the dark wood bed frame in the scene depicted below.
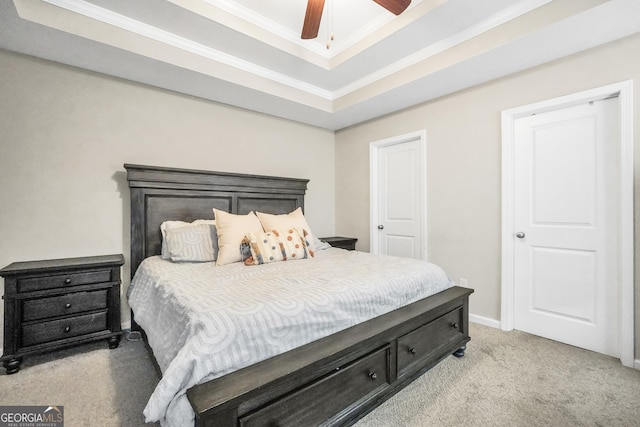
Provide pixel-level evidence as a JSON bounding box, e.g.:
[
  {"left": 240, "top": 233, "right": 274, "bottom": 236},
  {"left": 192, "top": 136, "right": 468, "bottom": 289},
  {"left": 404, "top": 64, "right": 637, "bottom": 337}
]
[{"left": 125, "top": 163, "right": 473, "bottom": 427}]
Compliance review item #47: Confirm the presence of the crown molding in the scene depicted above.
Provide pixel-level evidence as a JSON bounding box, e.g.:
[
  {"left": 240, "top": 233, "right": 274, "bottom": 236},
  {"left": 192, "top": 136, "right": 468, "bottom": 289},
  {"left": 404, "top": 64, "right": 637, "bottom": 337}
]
[
  {"left": 40, "top": 0, "right": 335, "bottom": 100},
  {"left": 37, "top": 0, "right": 552, "bottom": 109},
  {"left": 11, "top": 0, "right": 630, "bottom": 128},
  {"left": 334, "top": 0, "right": 553, "bottom": 99}
]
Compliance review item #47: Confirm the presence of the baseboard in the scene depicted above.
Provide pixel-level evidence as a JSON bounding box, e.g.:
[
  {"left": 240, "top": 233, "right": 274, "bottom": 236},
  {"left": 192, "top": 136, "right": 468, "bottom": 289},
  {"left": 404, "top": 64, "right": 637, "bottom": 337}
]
[
  {"left": 121, "top": 320, "right": 131, "bottom": 331},
  {"left": 635, "top": 359, "right": 640, "bottom": 370},
  {"left": 469, "top": 313, "right": 501, "bottom": 329}
]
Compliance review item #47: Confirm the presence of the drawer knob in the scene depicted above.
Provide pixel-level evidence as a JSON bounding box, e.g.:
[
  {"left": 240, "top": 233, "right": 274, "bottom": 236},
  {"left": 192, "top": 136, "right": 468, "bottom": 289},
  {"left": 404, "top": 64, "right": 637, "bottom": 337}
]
[
  {"left": 451, "top": 323, "right": 459, "bottom": 329},
  {"left": 65, "top": 303, "right": 72, "bottom": 309},
  {"left": 64, "top": 278, "right": 72, "bottom": 284},
  {"left": 368, "top": 371, "right": 378, "bottom": 381},
  {"left": 64, "top": 326, "right": 71, "bottom": 333},
  {"left": 408, "top": 347, "right": 417, "bottom": 355}
]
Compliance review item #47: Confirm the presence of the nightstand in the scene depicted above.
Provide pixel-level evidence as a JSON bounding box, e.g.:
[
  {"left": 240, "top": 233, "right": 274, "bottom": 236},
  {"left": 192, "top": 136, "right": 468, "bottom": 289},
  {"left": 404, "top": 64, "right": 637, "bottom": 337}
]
[
  {"left": 321, "top": 237, "right": 358, "bottom": 251},
  {"left": 0, "top": 254, "right": 124, "bottom": 374}
]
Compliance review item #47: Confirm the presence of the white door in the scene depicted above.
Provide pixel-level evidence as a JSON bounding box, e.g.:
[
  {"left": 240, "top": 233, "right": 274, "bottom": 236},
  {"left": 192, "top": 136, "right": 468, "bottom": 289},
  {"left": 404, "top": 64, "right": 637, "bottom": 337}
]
[
  {"left": 373, "top": 136, "right": 424, "bottom": 259},
  {"left": 513, "top": 98, "right": 620, "bottom": 357}
]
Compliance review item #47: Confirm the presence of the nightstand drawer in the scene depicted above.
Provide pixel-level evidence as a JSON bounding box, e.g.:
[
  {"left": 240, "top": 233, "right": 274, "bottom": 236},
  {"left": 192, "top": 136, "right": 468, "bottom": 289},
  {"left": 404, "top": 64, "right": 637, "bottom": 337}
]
[
  {"left": 21, "top": 312, "right": 108, "bottom": 347},
  {"left": 18, "top": 270, "right": 112, "bottom": 293},
  {"left": 22, "top": 290, "right": 108, "bottom": 322}
]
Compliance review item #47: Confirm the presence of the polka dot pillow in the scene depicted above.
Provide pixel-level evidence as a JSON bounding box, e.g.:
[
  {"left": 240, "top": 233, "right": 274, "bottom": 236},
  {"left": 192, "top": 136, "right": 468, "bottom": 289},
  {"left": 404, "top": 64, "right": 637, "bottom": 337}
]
[{"left": 242, "top": 228, "right": 311, "bottom": 265}]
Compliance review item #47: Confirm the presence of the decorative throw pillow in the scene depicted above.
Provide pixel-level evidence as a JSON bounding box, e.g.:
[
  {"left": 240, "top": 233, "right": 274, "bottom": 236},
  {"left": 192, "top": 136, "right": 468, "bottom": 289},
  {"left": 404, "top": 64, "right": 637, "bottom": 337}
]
[
  {"left": 213, "top": 208, "right": 263, "bottom": 266},
  {"left": 256, "top": 207, "right": 317, "bottom": 256},
  {"left": 160, "top": 220, "right": 217, "bottom": 260},
  {"left": 165, "top": 223, "right": 216, "bottom": 262},
  {"left": 242, "top": 228, "right": 310, "bottom": 265}
]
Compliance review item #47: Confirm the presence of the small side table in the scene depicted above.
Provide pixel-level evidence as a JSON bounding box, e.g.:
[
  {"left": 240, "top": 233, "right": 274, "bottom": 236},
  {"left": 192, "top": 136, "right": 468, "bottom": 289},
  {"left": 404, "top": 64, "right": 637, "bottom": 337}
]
[
  {"left": 0, "top": 254, "right": 124, "bottom": 374},
  {"left": 321, "top": 237, "right": 358, "bottom": 251}
]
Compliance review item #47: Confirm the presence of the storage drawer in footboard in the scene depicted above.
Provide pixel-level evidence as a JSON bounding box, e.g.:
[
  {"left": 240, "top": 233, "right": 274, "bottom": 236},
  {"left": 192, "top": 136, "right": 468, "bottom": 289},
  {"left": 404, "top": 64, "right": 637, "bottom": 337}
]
[
  {"left": 239, "top": 346, "right": 391, "bottom": 427},
  {"left": 397, "top": 306, "right": 464, "bottom": 377}
]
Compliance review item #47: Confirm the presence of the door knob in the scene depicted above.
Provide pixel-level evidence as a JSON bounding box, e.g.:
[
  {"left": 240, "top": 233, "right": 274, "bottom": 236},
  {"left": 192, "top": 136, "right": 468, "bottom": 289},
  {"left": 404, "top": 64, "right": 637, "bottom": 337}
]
[
  {"left": 515, "top": 232, "right": 525, "bottom": 239},
  {"left": 378, "top": 225, "right": 384, "bottom": 230}
]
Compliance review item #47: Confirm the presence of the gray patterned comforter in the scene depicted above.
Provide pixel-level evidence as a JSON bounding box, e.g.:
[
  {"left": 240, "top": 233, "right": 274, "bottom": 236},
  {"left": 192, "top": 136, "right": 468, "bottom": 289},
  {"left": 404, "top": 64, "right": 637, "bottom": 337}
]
[{"left": 127, "top": 248, "right": 453, "bottom": 427}]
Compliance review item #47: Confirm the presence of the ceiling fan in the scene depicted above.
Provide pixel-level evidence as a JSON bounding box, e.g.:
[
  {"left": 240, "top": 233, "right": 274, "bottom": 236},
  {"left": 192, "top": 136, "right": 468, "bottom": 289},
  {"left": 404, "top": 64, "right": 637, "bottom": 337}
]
[{"left": 301, "top": 0, "right": 412, "bottom": 39}]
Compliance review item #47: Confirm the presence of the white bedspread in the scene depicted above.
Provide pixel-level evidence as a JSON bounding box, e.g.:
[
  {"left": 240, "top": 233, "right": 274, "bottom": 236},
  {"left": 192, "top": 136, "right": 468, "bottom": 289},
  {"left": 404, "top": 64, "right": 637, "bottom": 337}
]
[{"left": 127, "top": 248, "right": 453, "bottom": 427}]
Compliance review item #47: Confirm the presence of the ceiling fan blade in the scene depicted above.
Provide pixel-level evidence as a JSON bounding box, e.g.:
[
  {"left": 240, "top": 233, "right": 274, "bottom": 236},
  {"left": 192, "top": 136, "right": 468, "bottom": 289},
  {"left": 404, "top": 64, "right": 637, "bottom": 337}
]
[
  {"left": 372, "top": 0, "right": 411, "bottom": 15},
  {"left": 301, "top": 0, "right": 325, "bottom": 39}
]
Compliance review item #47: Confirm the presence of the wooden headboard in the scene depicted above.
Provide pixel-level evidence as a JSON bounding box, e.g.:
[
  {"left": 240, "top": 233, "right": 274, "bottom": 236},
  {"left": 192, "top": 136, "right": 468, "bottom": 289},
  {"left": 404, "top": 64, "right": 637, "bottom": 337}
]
[{"left": 125, "top": 164, "right": 309, "bottom": 278}]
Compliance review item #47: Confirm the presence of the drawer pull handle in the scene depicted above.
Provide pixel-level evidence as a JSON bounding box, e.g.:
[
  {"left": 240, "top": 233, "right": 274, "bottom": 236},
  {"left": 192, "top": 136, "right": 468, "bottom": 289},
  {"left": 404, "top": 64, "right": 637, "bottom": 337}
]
[
  {"left": 64, "top": 326, "right": 71, "bottom": 333},
  {"left": 451, "top": 323, "right": 459, "bottom": 329},
  {"left": 64, "top": 278, "right": 72, "bottom": 284},
  {"left": 65, "top": 303, "right": 72, "bottom": 309},
  {"left": 408, "top": 347, "right": 417, "bottom": 355},
  {"left": 368, "top": 371, "right": 378, "bottom": 381}
]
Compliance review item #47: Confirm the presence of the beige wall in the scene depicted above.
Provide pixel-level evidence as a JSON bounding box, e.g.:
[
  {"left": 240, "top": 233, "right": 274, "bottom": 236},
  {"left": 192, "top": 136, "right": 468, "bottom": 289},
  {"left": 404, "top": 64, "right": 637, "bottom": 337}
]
[
  {"left": 1, "top": 33, "right": 639, "bottom": 361},
  {"left": 335, "top": 34, "right": 640, "bottom": 360},
  {"left": 0, "top": 50, "right": 336, "bottom": 337}
]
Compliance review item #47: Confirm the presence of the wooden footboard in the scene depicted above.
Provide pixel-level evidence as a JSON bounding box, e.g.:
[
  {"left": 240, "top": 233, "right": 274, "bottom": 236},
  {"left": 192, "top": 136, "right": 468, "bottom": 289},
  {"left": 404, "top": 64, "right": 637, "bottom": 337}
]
[{"left": 187, "top": 286, "right": 473, "bottom": 427}]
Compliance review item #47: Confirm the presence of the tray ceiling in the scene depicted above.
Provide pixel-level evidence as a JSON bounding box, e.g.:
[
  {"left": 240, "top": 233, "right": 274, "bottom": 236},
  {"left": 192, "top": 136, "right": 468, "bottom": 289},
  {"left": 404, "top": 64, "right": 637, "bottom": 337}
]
[{"left": 1, "top": 0, "right": 638, "bottom": 130}]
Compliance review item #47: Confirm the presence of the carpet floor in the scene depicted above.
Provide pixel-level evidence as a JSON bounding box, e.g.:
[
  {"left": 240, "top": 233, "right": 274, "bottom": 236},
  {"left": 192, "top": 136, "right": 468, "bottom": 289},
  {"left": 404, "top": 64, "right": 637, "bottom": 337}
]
[{"left": 1, "top": 323, "right": 638, "bottom": 426}]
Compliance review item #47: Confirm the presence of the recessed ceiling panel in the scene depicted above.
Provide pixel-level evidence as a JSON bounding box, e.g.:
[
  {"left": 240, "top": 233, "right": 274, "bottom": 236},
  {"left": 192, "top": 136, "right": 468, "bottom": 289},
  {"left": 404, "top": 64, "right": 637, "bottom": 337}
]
[{"left": 1, "top": 0, "right": 638, "bottom": 130}]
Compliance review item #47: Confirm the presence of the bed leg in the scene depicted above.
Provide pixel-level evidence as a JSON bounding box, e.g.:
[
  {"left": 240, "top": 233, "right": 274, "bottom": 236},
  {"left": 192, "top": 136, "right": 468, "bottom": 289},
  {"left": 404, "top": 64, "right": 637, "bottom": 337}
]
[
  {"left": 453, "top": 345, "right": 466, "bottom": 358},
  {"left": 108, "top": 335, "right": 121, "bottom": 349},
  {"left": 3, "top": 356, "right": 22, "bottom": 374},
  {"left": 131, "top": 309, "right": 142, "bottom": 332}
]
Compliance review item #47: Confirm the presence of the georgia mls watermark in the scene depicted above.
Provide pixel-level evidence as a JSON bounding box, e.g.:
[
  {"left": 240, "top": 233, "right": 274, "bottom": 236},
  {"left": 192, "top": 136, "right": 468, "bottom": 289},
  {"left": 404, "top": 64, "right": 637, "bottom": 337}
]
[{"left": 0, "top": 406, "right": 63, "bottom": 427}]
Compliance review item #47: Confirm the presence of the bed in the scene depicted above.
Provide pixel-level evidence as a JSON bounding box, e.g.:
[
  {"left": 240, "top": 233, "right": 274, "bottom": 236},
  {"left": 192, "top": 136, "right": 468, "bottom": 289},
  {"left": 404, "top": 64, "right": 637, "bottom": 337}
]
[{"left": 125, "top": 163, "right": 473, "bottom": 427}]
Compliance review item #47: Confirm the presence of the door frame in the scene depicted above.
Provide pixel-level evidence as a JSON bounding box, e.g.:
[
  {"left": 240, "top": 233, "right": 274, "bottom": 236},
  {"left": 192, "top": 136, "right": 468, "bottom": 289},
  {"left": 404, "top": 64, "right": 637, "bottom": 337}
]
[
  {"left": 500, "top": 80, "right": 634, "bottom": 367},
  {"left": 370, "top": 130, "right": 427, "bottom": 259}
]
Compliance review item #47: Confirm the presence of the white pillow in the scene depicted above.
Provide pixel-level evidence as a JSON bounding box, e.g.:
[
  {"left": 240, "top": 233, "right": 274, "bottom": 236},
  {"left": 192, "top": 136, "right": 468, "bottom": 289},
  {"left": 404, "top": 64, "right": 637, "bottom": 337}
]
[
  {"left": 213, "top": 209, "right": 263, "bottom": 266},
  {"left": 165, "top": 223, "right": 216, "bottom": 262},
  {"left": 256, "top": 207, "right": 317, "bottom": 255},
  {"left": 160, "top": 220, "right": 217, "bottom": 260}
]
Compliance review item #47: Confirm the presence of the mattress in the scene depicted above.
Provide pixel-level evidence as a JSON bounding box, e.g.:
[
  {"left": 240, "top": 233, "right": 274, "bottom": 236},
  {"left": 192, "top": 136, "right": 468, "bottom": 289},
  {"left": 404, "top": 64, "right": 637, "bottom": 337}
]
[{"left": 127, "top": 247, "right": 453, "bottom": 427}]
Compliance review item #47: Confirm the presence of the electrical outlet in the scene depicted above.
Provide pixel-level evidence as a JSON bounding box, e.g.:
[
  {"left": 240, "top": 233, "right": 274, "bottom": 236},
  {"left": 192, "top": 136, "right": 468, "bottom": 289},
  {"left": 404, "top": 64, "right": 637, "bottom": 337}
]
[{"left": 459, "top": 278, "right": 468, "bottom": 288}]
